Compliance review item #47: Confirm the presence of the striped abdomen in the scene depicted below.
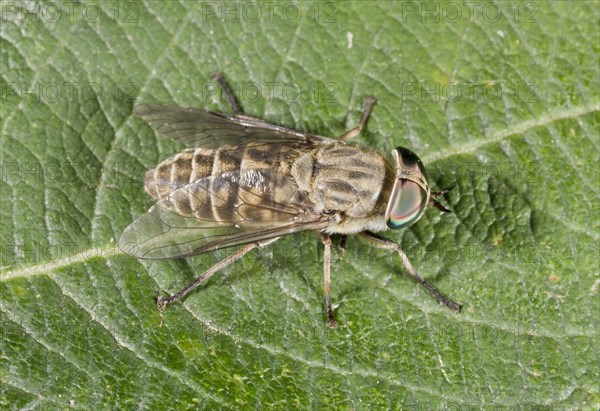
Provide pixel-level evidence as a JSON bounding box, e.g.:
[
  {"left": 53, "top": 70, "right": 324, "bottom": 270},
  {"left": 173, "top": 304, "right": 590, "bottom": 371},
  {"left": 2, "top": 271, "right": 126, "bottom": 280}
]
[{"left": 144, "top": 141, "right": 313, "bottom": 224}]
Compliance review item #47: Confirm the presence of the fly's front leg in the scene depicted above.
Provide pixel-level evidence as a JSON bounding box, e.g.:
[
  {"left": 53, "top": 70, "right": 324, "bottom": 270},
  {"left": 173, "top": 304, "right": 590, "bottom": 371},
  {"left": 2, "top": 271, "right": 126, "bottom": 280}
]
[
  {"left": 157, "top": 237, "right": 281, "bottom": 309},
  {"left": 359, "top": 231, "right": 461, "bottom": 313},
  {"left": 321, "top": 233, "right": 338, "bottom": 328},
  {"left": 337, "top": 96, "right": 376, "bottom": 142}
]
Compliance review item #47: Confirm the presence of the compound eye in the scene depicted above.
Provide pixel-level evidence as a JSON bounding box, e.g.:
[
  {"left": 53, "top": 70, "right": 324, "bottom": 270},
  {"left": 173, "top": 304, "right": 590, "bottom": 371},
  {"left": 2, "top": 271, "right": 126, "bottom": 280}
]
[
  {"left": 396, "top": 146, "right": 428, "bottom": 180},
  {"left": 386, "top": 179, "right": 428, "bottom": 229}
]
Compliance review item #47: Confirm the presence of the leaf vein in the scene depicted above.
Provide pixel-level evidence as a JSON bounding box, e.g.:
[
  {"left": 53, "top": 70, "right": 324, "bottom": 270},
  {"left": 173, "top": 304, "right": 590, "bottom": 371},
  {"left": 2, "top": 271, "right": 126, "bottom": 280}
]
[{"left": 423, "top": 102, "right": 600, "bottom": 164}]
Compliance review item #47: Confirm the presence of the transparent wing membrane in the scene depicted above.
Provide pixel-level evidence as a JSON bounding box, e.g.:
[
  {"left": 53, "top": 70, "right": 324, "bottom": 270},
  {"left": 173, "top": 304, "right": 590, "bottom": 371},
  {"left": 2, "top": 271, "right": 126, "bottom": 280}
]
[
  {"left": 120, "top": 103, "right": 334, "bottom": 259},
  {"left": 119, "top": 170, "right": 328, "bottom": 259},
  {"left": 134, "top": 104, "right": 329, "bottom": 149}
]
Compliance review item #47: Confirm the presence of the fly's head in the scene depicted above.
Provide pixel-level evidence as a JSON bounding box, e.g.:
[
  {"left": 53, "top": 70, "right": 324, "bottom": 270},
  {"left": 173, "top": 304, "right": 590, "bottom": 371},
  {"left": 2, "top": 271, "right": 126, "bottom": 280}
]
[{"left": 385, "top": 147, "right": 451, "bottom": 230}]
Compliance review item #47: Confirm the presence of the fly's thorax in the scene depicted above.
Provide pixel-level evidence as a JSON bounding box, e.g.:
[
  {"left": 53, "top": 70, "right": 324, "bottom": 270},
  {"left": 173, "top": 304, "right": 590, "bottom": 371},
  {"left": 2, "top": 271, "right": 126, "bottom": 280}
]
[{"left": 291, "top": 142, "right": 393, "bottom": 220}]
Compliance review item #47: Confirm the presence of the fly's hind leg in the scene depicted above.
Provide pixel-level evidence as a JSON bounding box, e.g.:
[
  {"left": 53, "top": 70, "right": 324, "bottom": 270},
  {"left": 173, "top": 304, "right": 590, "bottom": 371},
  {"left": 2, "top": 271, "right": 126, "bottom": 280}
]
[
  {"left": 156, "top": 237, "right": 280, "bottom": 309},
  {"left": 337, "top": 96, "right": 376, "bottom": 142},
  {"left": 321, "top": 233, "right": 338, "bottom": 328},
  {"left": 359, "top": 231, "right": 462, "bottom": 313}
]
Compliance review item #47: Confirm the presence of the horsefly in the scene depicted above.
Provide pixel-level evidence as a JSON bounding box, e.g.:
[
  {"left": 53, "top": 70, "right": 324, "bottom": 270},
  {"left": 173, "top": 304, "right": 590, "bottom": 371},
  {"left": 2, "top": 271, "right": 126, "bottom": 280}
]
[{"left": 119, "top": 74, "right": 461, "bottom": 327}]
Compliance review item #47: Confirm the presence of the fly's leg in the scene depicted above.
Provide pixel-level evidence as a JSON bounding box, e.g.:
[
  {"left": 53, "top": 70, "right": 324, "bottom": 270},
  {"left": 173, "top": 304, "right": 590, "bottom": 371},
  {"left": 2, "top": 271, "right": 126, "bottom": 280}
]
[
  {"left": 321, "top": 233, "right": 338, "bottom": 328},
  {"left": 156, "top": 237, "right": 280, "bottom": 309},
  {"left": 213, "top": 73, "right": 270, "bottom": 123},
  {"left": 337, "top": 96, "right": 376, "bottom": 142},
  {"left": 213, "top": 73, "right": 242, "bottom": 115},
  {"left": 359, "top": 231, "right": 462, "bottom": 313}
]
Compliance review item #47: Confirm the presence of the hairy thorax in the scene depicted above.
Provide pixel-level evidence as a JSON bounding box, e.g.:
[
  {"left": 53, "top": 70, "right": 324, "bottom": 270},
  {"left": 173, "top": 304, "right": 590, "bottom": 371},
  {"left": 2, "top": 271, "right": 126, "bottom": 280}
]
[{"left": 291, "top": 142, "right": 395, "bottom": 234}]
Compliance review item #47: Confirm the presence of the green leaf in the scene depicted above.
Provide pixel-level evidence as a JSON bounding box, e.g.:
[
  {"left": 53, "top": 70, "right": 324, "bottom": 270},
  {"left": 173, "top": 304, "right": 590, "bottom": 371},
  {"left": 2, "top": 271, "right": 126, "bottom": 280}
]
[{"left": 1, "top": 1, "right": 598, "bottom": 409}]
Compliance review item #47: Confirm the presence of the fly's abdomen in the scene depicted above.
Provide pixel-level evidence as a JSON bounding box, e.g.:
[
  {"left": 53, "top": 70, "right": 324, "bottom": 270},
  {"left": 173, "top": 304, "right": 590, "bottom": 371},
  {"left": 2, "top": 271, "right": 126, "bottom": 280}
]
[
  {"left": 144, "top": 142, "right": 310, "bottom": 224},
  {"left": 144, "top": 148, "right": 214, "bottom": 200}
]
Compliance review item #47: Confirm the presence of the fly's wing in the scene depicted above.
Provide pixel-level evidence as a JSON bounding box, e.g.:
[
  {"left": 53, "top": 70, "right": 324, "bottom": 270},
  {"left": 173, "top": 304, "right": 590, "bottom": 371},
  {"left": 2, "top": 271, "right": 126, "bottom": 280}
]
[
  {"left": 119, "top": 168, "right": 329, "bottom": 259},
  {"left": 123, "top": 103, "right": 333, "bottom": 259},
  {"left": 134, "top": 104, "right": 332, "bottom": 149}
]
